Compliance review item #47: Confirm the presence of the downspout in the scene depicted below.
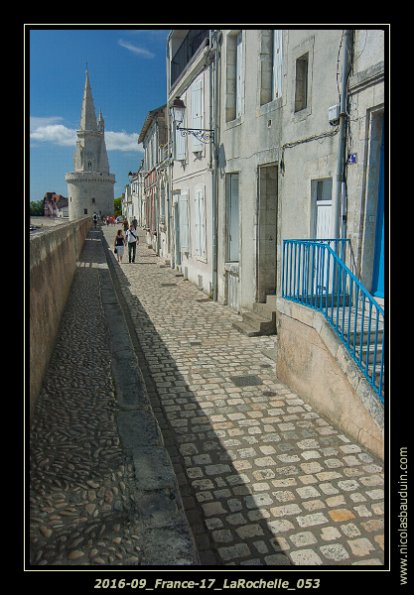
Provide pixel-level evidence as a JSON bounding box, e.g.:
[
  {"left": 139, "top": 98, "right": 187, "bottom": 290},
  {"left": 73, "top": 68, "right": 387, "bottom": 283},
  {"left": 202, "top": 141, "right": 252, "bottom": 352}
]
[
  {"left": 333, "top": 30, "right": 352, "bottom": 245},
  {"left": 210, "top": 30, "right": 221, "bottom": 302}
]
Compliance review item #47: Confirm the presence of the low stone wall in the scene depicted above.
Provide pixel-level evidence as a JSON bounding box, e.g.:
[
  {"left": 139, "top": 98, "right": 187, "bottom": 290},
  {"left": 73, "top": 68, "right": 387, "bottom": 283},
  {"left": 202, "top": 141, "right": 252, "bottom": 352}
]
[
  {"left": 30, "top": 217, "right": 91, "bottom": 417},
  {"left": 276, "top": 298, "right": 384, "bottom": 459}
]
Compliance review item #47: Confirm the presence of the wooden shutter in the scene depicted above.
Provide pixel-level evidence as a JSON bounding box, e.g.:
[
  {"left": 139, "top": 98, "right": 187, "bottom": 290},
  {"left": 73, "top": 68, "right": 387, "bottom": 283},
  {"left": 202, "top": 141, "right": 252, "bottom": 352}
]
[
  {"left": 236, "top": 32, "right": 243, "bottom": 118},
  {"left": 192, "top": 79, "right": 203, "bottom": 152},
  {"left": 175, "top": 120, "right": 186, "bottom": 161},
  {"left": 273, "top": 30, "right": 283, "bottom": 99},
  {"left": 194, "top": 186, "right": 206, "bottom": 258},
  {"left": 179, "top": 191, "right": 189, "bottom": 251}
]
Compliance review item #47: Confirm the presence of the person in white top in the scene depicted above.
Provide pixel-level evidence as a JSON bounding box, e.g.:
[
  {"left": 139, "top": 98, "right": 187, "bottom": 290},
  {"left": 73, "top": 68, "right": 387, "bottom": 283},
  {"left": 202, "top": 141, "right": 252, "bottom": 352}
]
[{"left": 125, "top": 224, "right": 138, "bottom": 263}]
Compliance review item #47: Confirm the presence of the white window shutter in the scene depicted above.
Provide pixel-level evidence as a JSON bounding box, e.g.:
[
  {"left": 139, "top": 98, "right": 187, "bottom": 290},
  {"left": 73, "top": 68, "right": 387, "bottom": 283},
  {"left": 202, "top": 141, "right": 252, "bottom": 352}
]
[
  {"left": 192, "top": 79, "right": 203, "bottom": 152},
  {"left": 199, "top": 187, "right": 206, "bottom": 258},
  {"left": 175, "top": 121, "right": 186, "bottom": 161},
  {"left": 179, "top": 192, "right": 189, "bottom": 251},
  {"left": 236, "top": 32, "right": 243, "bottom": 118},
  {"left": 194, "top": 192, "right": 200, "bottom": 256},
  {"left": 273, "top": 30, "right": 283, "bottom": 99},
  {"left": 194, "top": 186, "right": 206, "bottom": 258}
]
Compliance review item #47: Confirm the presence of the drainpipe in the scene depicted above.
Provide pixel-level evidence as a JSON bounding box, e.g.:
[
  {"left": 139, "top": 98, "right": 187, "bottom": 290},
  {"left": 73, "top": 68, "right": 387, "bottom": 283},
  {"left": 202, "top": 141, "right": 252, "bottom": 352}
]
[
  {"left": 210, "top": 30, "right": 221, "bottom": 301},
  {"left": 333, "top": 30, "right": 352, "bottom": 244}
]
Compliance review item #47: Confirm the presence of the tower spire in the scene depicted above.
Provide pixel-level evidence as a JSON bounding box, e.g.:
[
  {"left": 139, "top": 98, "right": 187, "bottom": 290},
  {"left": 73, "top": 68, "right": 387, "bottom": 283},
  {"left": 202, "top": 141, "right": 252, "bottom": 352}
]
[{"left": 80, "top": 67, "right": 97, "bottom": 131}]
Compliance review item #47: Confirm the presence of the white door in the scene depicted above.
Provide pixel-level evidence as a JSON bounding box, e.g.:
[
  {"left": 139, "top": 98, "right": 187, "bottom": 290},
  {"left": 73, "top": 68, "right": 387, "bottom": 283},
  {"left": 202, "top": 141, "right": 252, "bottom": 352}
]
[
  {"left": 313, "top": 179, "right": 333, "bottom": 239},
  {"left": 311, "top": 179, "right": 333, "bottom": 296}
]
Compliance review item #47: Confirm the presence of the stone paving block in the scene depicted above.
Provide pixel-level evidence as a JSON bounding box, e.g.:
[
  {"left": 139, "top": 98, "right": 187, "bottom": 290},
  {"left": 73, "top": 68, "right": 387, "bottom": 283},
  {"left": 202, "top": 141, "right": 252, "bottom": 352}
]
[
  {"left": 303, "top": 499, "right": 326, "bottom": 512},
  {"left": 253, "top": 541, "right": 269, "bottom": 554},
  {"left": 218, "top": 543, "right": 251, "bottom": 561},
  {"left": 347, "top": 537, "right": 376, "bottom": 557},
  {"left": 319, "top": 543, "right": 350, "bottom": 562},
  {"left": 328, "top": 508, "right": 356, "bottom": 522},
  {"left": 264, "top": 553, "right": 292, "bottom": 565},
  {"left": 296, "top": 486, "right": 321, "bottom": 499},
  {"left": 273, "top": 490, "right": 296, "bottom": 502},
  {"left": 300, "top": 461, "right": 324, "bottom": 474},
  {"left": 204, "top": 517, "right": 223, "bottom": 530},
  {"left": 247, "top": 509, "right": 271, "bottom": 521},
  {"left": 236, "top": 524, "right": 264, "bottom": 539},
  {"left": 297, "top": 513, "right": 329, "bottom": 528},
  {"left": 245, "top": 493, "right": 274, "bottom": 508},
  {"left": 290, "top": 549, "right": 323, "bottom": 565},
  {"left": 227, "top": 513, "right": 248, "bottom": 526},
  {"left": 366, "top": 489, "right": 384, "bottom": 500},
  {"left": 320, "top": 526, "right": 342, "bottom": 541},
  {"left": 289, "top": 531, "right": 317, "bottom": 547},
  {"left": 270, "top": 503, "right": 302, "bottom": 517},
  {"left": 301, "top": 450, "right": 322, "bottom": 460},
  {"left": 326, "top": 495, "right": 346, "bottom": 507},
  {"left": 212, "top": 529, "right": 233, "bottom": 543}
]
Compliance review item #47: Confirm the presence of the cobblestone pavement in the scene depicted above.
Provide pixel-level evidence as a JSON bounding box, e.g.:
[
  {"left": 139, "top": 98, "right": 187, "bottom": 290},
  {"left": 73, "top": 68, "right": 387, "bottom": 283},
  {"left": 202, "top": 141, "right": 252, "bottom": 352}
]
[
  {"left": 29, "top": 229, "right": 197, "bottom": 566},
  {"left": 101, "top": 226, "right": 385, "bottom": 567}
]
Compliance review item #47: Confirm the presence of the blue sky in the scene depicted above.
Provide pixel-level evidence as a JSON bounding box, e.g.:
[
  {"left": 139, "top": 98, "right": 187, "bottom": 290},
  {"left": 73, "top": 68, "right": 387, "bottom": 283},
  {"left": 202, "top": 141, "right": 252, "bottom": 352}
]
[{"left": 29, "top": 27, "right": 170, "bottom": 201}]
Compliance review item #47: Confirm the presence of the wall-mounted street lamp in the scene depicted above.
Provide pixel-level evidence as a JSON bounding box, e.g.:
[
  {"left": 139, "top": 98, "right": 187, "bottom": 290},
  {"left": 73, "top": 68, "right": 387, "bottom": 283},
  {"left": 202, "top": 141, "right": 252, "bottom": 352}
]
[{"left": 170, "top": 98, "right": 214, "bottom": 144}]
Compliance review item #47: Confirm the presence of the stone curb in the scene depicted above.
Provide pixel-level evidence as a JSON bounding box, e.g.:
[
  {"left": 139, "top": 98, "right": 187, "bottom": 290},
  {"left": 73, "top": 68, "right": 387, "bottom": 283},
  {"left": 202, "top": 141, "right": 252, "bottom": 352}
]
[{"left": 98, "top": 231, "right": 200, "bottom": 566}]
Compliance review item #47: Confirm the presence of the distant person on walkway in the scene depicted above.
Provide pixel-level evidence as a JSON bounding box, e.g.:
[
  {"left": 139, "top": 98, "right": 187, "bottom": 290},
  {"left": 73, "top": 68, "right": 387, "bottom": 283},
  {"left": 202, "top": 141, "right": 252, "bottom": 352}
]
[
  {"left": 123, "top": 218, "right": 129, "bottom": 233},
  {"left": 114, "top": 229, "right": 125, "bottom": 264},
  {"left": 132, "top": 216, "right": 137, "bottom": 230},
  {"left": 93, "top": 212, "right": 98, "bottom": 229},
  {"left": 125, "top": 223, "right": 138, "bottom": 263}
]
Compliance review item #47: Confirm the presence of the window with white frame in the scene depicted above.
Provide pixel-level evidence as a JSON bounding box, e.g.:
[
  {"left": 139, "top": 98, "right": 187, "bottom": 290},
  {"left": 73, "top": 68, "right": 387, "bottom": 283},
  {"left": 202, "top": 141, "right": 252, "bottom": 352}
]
[{"left": 194, "top": 186, "right": 206, "bottom": 258}]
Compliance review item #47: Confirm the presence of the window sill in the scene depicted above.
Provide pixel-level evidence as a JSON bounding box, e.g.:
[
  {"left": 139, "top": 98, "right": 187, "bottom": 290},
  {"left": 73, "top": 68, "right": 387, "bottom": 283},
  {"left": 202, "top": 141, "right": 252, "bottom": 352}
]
[
  {"left": 224, "top": 116, "right": 243, "bottom": 131},
  {"left": 292, "top": 105, "right": 312, "bottom": 122},
  {"left": 257, "top": 96, "right": 283, "bottom": 117}
]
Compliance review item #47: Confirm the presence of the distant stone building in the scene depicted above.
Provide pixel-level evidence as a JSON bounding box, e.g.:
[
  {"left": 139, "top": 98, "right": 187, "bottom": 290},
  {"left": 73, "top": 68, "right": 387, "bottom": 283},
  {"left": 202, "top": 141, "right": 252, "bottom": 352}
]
[
  {"left": 65, "top": 68, "right": 115, "bottom": 220},
  {"left": 43, "top": 192, "right": 68, "bottom": 217}
]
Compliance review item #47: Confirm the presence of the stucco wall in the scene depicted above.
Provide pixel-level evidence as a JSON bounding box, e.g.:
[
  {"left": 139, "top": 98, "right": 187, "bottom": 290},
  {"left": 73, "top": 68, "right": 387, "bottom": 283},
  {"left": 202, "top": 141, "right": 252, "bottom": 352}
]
[
  {"left": 30, "top": 217, "right": 91, "bottom": 417},
  {"left": 276, "top": 298, "right": 384, "bottom": 459}
]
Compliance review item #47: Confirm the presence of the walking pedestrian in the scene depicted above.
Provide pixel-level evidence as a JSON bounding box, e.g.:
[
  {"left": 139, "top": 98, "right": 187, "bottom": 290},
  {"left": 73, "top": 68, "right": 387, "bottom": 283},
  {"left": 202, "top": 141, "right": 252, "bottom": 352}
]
[
  {"left": 132, "top": 216, "right": 137, "bottom": 230},
  {"left": 114, "top": 229, "right": 125, "bottom": 264},
  {"left": 123, "top": 218, "right": 129, "bottom": 233},
  {"left": 93, "top": 212, "right": 98, "bottom": 229},
  {"left": 125, "top": 223, "right": 138, "bottom": 263}
]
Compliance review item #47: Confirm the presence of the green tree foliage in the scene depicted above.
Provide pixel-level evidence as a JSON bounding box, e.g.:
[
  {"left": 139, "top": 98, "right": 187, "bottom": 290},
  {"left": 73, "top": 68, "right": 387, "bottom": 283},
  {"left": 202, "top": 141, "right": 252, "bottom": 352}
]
[
  {"left": 114, "top": 197, "right": 122, "bottom": 216},
  {"left": 30, "top": 200, "right": 44, "bottom": 216}
]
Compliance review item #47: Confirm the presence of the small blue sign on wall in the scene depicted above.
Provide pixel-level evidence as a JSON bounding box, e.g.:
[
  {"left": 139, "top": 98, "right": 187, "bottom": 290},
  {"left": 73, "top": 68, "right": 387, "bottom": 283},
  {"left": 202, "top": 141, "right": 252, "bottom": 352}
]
[{"left": 347, "top": 153, "right": 358, "bottom": 164}]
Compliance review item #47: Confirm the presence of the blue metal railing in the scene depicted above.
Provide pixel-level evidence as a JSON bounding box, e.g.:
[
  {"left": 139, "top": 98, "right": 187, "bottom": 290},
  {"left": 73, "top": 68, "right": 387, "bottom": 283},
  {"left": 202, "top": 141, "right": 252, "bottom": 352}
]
[{"left": 282, "top": 239, "right": 384, "bottom": 403}]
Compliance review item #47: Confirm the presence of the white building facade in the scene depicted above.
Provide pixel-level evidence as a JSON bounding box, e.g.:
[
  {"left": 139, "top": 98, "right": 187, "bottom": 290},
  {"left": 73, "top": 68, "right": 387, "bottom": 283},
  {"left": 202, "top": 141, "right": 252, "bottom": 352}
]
[{"left": 167, "top": 30, "right": 216, "bottom": 295}]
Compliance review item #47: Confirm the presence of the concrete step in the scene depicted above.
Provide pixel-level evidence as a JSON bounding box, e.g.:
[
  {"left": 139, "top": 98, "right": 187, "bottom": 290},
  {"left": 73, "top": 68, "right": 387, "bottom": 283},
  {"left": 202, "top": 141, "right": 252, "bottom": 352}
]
[
  {"left": 233, "top": 310, "right": 276, "bottom": 336},
  {"left": 253, "top": 301, "right": 276, "bottom": 318},
  {"left": 266, "top": 295, "right": 277, "bottom": 308},
  {"left": 232, "top": 320, "right": 263, "bottom": 337},
  {"left": 233, "top": 294, "right": 277, "bottom": 337},
  {"left": 357, "top": 342, "right": 383, "bottom": 365}
]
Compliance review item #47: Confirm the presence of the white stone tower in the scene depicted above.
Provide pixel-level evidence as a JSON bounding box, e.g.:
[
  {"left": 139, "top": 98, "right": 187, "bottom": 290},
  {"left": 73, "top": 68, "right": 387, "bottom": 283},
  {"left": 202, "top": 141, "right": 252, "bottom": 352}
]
[{"left": 65, "top": 68, "right": 115, "bottom": 220}]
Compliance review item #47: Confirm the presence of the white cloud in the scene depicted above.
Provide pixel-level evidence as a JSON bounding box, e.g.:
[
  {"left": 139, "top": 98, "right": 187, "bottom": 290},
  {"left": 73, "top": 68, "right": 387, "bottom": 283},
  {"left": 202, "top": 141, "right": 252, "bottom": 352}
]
[
  {"left": 118, "top": 39, "right": 155, "bottom": 59},
  {"left": 30, "top": 116, "right": 64, "bottom": 129},
  {"left": 105, "top": 131, "right": 141, "bottom": 153},
  {"left": 30, "top": 117, "right": 141, "bottom": 153},
  {"left": 30, "top": 123, "right": 77, "bottom": 146}
]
